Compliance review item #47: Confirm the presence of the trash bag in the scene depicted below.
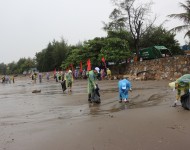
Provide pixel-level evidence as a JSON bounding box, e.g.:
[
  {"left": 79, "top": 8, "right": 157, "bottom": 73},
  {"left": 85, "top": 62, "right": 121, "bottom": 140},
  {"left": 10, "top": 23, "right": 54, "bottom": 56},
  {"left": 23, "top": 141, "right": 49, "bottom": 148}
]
[
  {"left": 91, "top": 84, "right": 101, "bottom": 104},
  {"left": 61, "top": 80, "right": 67, "bottom": 92},
  {"left": 180, "top": 92, "right": 190, "bottom": 110}
]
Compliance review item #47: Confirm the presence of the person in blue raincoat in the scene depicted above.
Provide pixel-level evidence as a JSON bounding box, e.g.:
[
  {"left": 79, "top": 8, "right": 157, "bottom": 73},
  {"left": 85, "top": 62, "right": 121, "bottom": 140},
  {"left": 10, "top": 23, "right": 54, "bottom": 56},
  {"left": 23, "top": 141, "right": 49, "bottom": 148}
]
[{"left": 118, "top": 77, "right": 132, "bottom": 103}]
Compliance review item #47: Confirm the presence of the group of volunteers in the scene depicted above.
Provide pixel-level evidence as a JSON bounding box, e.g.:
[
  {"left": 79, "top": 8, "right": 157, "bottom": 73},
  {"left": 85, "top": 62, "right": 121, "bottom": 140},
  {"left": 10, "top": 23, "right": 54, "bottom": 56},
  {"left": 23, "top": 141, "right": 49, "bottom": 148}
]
[
  {"left": 61, "top": 68, "right": 102, "bottom": 103},
  {"left": 29, "top": 65, "right": 126, "bottom": 104},
  {"left": 30, "top": 67, "right": 190, "bottom": 108},
  {"left": 1, "top": 75, "right": 15, "bottom": 83},
  {"left": 61, "top": 67, "right": 132, "bottom": 104}
]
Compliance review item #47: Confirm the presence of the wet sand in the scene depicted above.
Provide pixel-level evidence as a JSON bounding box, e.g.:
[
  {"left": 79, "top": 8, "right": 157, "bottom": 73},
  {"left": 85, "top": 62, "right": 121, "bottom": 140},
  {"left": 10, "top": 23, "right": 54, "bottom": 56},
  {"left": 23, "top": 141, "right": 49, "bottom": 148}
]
[{"left": 0, "top": 76, "right": 190, "bottom": 150}]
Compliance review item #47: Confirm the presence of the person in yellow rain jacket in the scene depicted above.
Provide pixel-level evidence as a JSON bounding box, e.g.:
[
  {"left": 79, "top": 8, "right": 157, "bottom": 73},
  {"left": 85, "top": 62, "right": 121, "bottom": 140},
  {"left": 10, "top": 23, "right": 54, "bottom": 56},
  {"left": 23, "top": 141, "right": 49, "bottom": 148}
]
[
  {"left": 106, "top": 68, "right": 111, "bottom": 80},
  {"left": 169, "top": 74, "right": 190, "bottom": 107}
]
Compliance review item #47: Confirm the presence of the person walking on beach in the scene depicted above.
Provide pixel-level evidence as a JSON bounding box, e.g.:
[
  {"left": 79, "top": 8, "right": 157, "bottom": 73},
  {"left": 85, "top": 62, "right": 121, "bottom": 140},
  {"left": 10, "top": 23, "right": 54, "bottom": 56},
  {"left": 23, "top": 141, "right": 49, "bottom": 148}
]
[
  {"left": 118, "top": 77, "right": 132, "bottom": 103},
  {"left": 65, "top": 70, "right": 74, "bottom": 93},
  {"left": 12, "top": 75, "right": 15, "bottom": 83},
  {"left": 46, "top": 72, "right": 50, "bottom": 81},
  {"left": 39, "top": 72, "right": 42, "bottom": 83}
]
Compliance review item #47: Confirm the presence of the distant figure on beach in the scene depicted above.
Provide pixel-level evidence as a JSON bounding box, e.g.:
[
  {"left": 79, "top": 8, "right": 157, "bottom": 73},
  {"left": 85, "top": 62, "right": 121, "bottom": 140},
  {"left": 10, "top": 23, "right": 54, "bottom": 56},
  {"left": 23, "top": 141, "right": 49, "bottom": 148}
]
[
  {"left": 39, "top": 73, "right": 42, "bottom": 83},
  {"left": 82, "top": 69, "right": 87, "bottom": 79},
  {"left": 4, "top": 75, "right": 11, "bottom": 84},
  {"left": 31, "top": 72, "right": 37, "bottom": 83},
  {"left": 100, "top": 69, "right": 105, "bottom": 80},
  {"left": 65, "top": 70, "right": 74, "bottom": 93},
  {"left": 46, "top": 72, "right": 50, "bottom": 81},
  {"left": 55, "top": 72, "right": 59, "bottom": 82},
  {"left": 61, "top": 71, "right": 67, "bottom": 92},
  {"left": 74, "top": 69, "right": 79, "bottom": 79},
  {"left": 169, "top": 74, "right": 190, "bottom": 107},
  {"left": 1, "top": 76, "right": 5, "bottom": 83},
  {"left": 106, "top": 68, "right": 111, "bottom": 80},
  {"left": 12, "top": 75, "right": 15, "bottom": 83},
  {"left": 118, "top": 77, "right": 132, "bottom": 103}
]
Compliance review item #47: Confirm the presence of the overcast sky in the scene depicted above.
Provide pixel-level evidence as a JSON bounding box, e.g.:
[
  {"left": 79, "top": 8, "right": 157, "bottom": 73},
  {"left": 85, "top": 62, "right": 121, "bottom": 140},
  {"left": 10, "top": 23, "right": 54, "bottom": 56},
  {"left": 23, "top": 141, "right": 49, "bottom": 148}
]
[{"left": 0, "top": 0, "right": 186, "bottom": 64}]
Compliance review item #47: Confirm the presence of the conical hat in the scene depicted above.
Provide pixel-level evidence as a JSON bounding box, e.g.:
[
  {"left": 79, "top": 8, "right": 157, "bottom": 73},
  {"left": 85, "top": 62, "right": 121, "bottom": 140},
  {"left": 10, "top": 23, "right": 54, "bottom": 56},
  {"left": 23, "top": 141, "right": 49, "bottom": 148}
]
[{"left": 169, "top": 81, "right": 176, "bottom": 88}]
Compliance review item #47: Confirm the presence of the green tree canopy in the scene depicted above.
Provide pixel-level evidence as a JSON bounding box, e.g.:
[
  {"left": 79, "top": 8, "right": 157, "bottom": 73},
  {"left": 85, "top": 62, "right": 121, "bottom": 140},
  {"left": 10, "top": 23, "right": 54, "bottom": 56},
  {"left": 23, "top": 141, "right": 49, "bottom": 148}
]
[
  {"left": 100, "top": 37, "right": 130, "bottom": 65},
  {"left": 35, "top": 39, "right": 68, "bottom": 72}
]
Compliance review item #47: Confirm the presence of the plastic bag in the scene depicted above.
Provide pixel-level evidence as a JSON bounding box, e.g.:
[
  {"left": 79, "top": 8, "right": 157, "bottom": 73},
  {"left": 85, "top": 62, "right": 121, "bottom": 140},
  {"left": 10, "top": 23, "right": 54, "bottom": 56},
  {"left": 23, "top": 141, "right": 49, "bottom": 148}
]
[{"left": 180, "top": 92, "right": 190, "bottom": 110}]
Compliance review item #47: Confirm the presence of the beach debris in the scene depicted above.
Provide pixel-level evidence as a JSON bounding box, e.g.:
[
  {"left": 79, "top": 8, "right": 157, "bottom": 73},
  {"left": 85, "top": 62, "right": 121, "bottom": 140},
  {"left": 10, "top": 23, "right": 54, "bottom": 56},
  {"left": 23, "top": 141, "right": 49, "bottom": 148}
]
[
  {"left": 136, "top": 70, "right": 156, "bottom": 80},
  {"left": 108, "top": 114, "right": 114, "bottom": 118},
  {"left": 32, "top": 89, "right": 41, "bottom": 93}
]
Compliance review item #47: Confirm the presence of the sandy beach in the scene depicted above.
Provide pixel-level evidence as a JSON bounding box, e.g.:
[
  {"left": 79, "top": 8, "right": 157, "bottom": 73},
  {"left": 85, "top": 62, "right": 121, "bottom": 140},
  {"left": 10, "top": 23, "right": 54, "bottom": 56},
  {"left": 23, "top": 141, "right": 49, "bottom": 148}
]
[{"left": 0, "top": 76, "right": 190, "bottom": 150}]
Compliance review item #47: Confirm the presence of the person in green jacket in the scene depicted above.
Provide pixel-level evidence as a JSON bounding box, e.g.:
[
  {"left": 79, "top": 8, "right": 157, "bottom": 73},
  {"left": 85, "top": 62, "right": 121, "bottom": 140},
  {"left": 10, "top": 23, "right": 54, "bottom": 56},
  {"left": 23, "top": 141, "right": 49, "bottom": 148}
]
[
  {"left": 65, "top": 70, "right": 74, "bottom": 93},
  {"left": 87, "top": 69, "right": 97, "bottom": 102}
]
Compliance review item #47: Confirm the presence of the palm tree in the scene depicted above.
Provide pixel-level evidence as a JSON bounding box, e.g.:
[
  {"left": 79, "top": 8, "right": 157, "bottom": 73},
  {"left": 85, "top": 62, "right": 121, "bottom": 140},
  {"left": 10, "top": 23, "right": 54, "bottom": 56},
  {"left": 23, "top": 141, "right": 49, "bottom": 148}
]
[{"left": 168, "top": 0, "right": 190, "bottom": 38}]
